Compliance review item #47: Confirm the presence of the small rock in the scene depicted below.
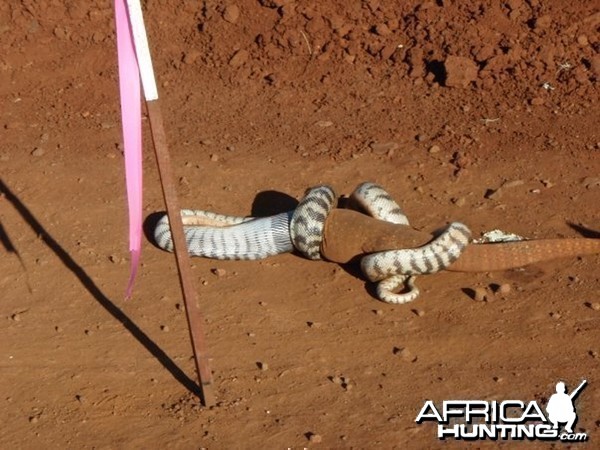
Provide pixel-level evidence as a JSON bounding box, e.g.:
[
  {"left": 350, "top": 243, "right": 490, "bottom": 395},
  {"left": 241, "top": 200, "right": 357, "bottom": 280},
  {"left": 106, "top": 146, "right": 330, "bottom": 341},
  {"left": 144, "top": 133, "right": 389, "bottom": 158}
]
[
  {"left": 530, "top": 97, "right": 545, "bottom": 106},
  {"left": 31, "top": 147, "right": 45, "bottom": 157},
  {"left": 507, "top": 0, "right": 522, "bottom": 10},
  {"left": 577, "top": 35, "right": 589, "bottom": 46},
  {"left": 374, "top": 23, "right": 392, "bottom": 36},
  {"left": 331, "top": 375, "right": 343, "bottom": 385},
  {"left": 550, "top": 312, "right": 561, "bottom": 320},
  {"left": 11, "top": 313, "right": 21, "bottom": 322},
  {"left": 452, "top": 151, "right": 473, "bottom": 170},
  {"left": 53, "top": 26, "right": 69, "bottom": 39},
  {"left": 484, "top": 188, "right": 502, "bottom": 200},
  {"left": 444, "top": 56, "right": 478, "bottom": 88},
  {"left": 497, "top": 283, "right": 511, "bottom": 295},
  {"left": 370, "top": 141, "right": 398, "bottom": 153},
  {"left": 586, "top": 302, "right": 600, "bottom": 311},
  {"left": 257, "top": 361, "right": 268, "bottom": 371},
  {"left": 393, "top": 347, "right": 416, "bottom": 362},
  {"left": 428, "top": 144, "right": 441, "bottom": 154},
  {"left": 161, "top": 325, "right": 170, "bottom": 332},
  {"left": 582, "top": 177, "right": 600, "bottom": 189},
  {"left": 473, "top": 287, "right": 488, "bottom": 302},
  {"left": 92, "top": 31, "right": 105, "bottom": 43},
  {"left": 381, "top": 44, "right": 398, "bottom": 60},
  {"left": 182, "top": 50, "right": 201, "bottom": 65},
  {"left": 210, "top": 154, "right": 219, "bottom": 162},
  {"left": 416, "top": 133, "right": 428, "bottom": 142},
  {"left": 373, "top": 309, "right": 384, "bottom": 316},
  {"left": 307, "top": 433, "right": 322, "bottom": 443},
  {"left": 475, "top": 45, "right": 496, "bottom": 64},
  {"left": 533, "top": 14, "right": 552, "bottom": 30},
  {"left": 29, "top": 416, "right": 39, "bottom": 424},
  {"left": 412, "top": 308, "right": 425, "bottom": 317},
  {"left": 211, "top": 268, "right": 226, "bottom": 277},
  {"left": 315, "top": 120, "right": 333, "bottom": 128},
  {"left": 223, "top": 5, "right": 240, "bottom": 24},
  {"left": 264, "top": 73, "right": 277, "bottom": 85},
  {"left": 502, "top": 179, "right": 525, "bottom": 189},
  {"left": 228, "top": 49, "right": 249, "bottom": 67},
  {"left": 451, "top": 197, "right": 466, "bottom": 207}
]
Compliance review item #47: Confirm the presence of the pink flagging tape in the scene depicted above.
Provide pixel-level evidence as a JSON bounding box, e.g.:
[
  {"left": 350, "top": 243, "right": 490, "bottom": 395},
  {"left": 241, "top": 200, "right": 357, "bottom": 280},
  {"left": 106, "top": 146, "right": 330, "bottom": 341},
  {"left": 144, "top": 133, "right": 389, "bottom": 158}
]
[{"left": 115, "top": 0, "right": 143, "bottom": 299}]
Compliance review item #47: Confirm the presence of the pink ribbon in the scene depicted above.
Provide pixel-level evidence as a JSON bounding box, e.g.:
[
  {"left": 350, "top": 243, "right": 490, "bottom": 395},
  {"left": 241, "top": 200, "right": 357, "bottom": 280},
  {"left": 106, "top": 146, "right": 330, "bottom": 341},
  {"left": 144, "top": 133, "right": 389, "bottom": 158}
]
[{"left": 114, "top": 0, "right": 143, "bottom": 299}]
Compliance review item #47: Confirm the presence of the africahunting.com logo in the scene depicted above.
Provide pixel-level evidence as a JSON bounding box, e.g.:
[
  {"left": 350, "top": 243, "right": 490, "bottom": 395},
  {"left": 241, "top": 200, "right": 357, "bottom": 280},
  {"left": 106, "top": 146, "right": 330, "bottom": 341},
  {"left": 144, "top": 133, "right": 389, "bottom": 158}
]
[{"left": 415, "top": 380, "right": 588, "bottom": 442}]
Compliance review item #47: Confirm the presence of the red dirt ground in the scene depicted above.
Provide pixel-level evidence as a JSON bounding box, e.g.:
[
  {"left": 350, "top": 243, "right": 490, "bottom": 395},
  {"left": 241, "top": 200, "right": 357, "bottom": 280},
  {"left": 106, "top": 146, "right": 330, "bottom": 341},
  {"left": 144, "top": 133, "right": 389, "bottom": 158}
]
[{"left": 1, "top": 1, "right": 599, "bottom": 448}]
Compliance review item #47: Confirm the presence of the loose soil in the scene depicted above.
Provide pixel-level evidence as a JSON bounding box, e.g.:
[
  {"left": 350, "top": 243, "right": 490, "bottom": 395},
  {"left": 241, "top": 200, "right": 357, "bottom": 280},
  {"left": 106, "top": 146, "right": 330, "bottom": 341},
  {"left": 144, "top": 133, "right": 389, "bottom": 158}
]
[{"left": 1, "top": 1, "right": 599, "bottom": 448}]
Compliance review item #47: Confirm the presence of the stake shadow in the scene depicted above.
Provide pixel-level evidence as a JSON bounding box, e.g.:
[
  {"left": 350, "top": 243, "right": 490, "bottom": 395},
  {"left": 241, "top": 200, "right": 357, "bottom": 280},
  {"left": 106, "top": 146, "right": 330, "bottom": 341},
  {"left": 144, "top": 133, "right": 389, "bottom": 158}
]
[
  {"left": 0, "top": 179, "right": 202, "bottom": 400},
  {"left": 0, "top": 220, "right": 18, "bottom": 253},
  {"left": 0, "top": 219, "right": 33, "bottom": 293}
]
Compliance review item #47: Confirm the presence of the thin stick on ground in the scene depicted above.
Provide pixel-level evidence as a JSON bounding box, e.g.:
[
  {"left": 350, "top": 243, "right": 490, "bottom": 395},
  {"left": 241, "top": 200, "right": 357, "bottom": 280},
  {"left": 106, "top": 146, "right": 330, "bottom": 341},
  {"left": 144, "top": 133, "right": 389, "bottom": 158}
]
[{"left": 300, "top": 30, "right": 313, "bottom": 56}]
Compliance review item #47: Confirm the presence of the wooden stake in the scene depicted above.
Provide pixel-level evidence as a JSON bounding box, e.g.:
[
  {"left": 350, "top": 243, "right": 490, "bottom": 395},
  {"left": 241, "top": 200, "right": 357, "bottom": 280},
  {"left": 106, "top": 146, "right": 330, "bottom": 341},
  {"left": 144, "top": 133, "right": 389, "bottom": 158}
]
[
  {"left": 120, "top": 0, "right": 216, "bottom": 406},
  {"left": 146, "top": 100, "right": 216, "bottom": 407}
]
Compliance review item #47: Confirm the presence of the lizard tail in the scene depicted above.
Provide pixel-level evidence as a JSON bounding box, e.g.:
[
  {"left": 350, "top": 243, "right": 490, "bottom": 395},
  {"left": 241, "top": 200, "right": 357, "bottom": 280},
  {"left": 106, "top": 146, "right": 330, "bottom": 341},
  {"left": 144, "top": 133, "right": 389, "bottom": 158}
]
[{"left": 446, "top": 238, "right": 600, "bottom": 272}]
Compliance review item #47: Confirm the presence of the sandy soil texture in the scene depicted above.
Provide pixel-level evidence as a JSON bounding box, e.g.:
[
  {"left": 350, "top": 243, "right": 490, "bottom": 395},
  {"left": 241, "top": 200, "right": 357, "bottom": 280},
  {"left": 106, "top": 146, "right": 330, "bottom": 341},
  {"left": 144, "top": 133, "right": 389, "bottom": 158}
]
[{"left": 1, "top": 1, "right": 599, "bottom": 448}]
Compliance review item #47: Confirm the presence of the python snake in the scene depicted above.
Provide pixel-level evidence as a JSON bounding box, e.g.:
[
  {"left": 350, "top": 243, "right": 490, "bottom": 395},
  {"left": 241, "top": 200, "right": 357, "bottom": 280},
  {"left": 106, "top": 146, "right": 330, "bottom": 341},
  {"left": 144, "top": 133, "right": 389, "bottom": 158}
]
[{"left": 154, "top": 182, "right": 471, "bottom": 304}]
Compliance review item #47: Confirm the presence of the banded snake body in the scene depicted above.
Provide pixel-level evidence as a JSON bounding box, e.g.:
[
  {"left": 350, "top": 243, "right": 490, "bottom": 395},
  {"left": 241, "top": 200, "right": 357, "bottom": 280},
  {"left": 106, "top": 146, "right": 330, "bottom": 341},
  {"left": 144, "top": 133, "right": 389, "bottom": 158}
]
[{"left": 154, "top": 182, "right": 472, "bottom": 304}]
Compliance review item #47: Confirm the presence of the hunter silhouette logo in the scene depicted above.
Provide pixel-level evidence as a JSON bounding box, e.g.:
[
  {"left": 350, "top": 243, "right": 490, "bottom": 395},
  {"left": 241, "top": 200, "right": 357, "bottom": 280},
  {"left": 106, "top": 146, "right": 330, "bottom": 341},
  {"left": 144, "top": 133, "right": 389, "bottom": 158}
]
[
  {"left": 546, "top": 380, "right": 587, "bottom": 434},
  {"left": 415, "top": 379, "right": 589, "bottom": 442}
]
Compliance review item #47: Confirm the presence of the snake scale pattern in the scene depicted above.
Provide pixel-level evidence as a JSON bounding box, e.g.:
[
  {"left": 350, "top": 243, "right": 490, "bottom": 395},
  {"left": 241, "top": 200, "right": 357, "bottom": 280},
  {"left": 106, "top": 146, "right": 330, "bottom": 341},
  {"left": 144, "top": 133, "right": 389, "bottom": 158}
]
[{"left": 154, "top": 182, "right": 471, "bottom": 304}]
